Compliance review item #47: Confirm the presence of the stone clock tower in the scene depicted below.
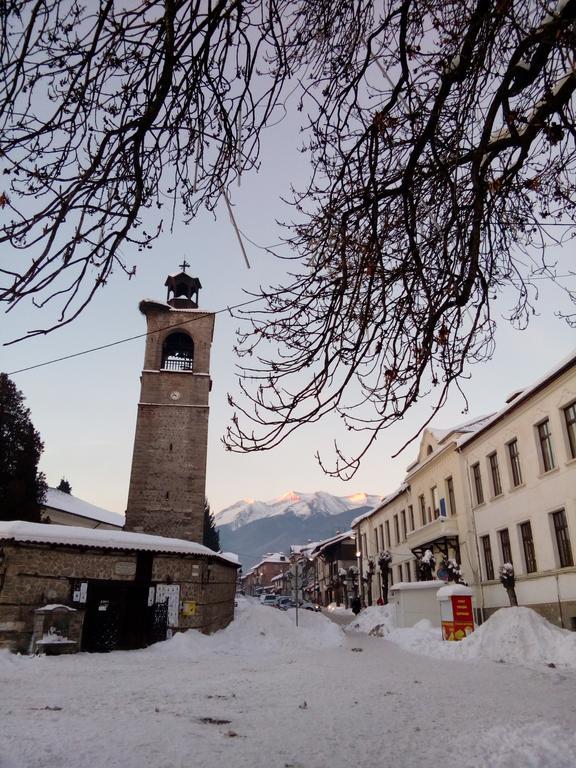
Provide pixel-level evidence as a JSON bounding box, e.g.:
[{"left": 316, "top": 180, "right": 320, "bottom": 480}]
[{"left": 125, "top": 264, "right": 215, "bottom": 543}]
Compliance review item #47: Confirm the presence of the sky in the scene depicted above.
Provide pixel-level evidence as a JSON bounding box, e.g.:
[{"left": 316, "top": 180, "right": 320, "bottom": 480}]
[{"left": 2, "top": 109, "right": 575, "bottom": 517}]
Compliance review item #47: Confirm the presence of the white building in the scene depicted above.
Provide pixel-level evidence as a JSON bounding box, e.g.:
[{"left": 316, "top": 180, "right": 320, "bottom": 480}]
[
  {"left": 353, "top": 351, "right": 576, "bottom": 629},
  {"left": 460, "top": 352, "right": 576, "bottom": 629}
]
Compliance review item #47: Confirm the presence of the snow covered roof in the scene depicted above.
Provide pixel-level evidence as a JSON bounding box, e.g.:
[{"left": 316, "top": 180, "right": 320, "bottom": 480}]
[
  {"left": 351, "top": 483, "right": 408, "bottom": 527},
  {"left": 0, "top": 521, "right": 238, "bottom": 565},
  {"left": 252, "top": 552, "right": 290, "bottom": 569},
  {"left": 44, "top": 488, "right": 124, "bottom": 528},
  {"left": 458, "top": 349, "right": 576, "bottom": 449},
  {"left": 405, "top": 414, "right": 493, "bottom": 474},
  {"left": 310, "top": 530, "right": 355, "bottom": 556}
]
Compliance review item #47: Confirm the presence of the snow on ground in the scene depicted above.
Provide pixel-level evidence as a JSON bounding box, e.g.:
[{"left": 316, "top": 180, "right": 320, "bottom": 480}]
[
  {"left": 347, "top": 605, "right": 576, "bottom": 669},
  {"left": 1, "top": 598, "right": 576, "bottom": 768},
  {"left": 150, "top": 596, "right": 344, "bottom": 658}
]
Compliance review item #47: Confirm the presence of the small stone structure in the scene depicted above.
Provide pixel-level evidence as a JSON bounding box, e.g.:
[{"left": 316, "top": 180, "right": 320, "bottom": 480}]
[
  {"left": 31, "top": 605, "right": 82, "bottom": 655},
  {"left": 0, "top": 521, "right": 238, "bottom": 654}
]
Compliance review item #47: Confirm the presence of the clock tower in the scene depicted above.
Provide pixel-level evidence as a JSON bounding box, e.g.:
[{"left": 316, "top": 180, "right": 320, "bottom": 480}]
[{"left": 125, "top": 264, "right": 215, "bottom": 543}]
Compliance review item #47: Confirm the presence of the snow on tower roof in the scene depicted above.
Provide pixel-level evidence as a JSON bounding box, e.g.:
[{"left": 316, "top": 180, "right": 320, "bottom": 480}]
[{"left": 0, "top": 521, "right": 238, "bottom": 565}]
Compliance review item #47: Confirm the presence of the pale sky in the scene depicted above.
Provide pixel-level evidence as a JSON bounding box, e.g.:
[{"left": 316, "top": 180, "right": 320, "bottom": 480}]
[{"left": 3, "top": 116, "right": 575, "bottom": 516}]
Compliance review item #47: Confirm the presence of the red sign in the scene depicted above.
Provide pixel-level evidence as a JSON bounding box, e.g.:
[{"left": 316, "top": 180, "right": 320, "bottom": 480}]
[{"left": 451, "top": 595, "right": 473, "bottom": 622}]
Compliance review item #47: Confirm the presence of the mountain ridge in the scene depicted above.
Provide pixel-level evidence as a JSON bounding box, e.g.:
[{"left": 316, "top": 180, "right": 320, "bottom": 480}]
[
  {"left": 214, "top": 490, "right": 381, "bottom": 530},
  {"left": 215, "top": 490, "right": 382, "bottom": 570}
]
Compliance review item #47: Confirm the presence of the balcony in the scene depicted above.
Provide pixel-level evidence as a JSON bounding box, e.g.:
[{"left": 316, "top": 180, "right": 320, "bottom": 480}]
[{"left": 405, "top": 516, "right": 459, "bottom": 552}]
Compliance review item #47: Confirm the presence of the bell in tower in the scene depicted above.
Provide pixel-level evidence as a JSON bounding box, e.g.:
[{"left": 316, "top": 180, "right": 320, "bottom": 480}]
[{"left": 124, "top": 263, "right": 215, "bottom": 544}]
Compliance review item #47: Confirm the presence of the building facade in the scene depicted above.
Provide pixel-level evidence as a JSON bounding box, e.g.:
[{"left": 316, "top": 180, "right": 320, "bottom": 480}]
[
  {"left": 353, "top": 352, "right": 576, "bottom": 629},
  {"left": 461, "top": 353, "right": 576, "bottom": 628}
]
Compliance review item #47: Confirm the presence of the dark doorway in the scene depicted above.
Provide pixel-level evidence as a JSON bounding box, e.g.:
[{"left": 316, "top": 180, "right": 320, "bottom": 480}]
[{"left": 81, "top": 580, "right": 166, "bottom": 652}]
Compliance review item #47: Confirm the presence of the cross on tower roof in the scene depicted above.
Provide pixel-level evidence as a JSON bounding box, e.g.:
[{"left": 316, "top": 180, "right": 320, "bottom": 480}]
[{"left": 179, "top": 259, "right": 190, "bottom": 273}]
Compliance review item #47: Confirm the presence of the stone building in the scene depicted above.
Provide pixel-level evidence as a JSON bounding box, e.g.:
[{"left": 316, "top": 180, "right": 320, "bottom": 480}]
[
  {"left": 125, "top": 267, "right": 214, "bottom": 543},
  {"left": 242, "top": 553, "right": 290, "bottom": 595},
  {"left": 0, "top": 269, "right": 239, "bottom": 653},
  {"left": 0, "top": 521, "right": 237, "bottom": 653}
]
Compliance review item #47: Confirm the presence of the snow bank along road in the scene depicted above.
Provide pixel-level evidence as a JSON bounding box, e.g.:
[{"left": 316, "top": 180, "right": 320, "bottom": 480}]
[{"left": 1, "top": 599, "right": 575, "bottom": 768}]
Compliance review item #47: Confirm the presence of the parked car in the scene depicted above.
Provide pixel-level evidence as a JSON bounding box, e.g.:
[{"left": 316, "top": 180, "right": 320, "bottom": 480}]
[
  {"left": 259, "top": 594, "right": 279, "bottom": 607},
  {"left": 299, "top": 600, "right": 321, "bottom": 612},
  {"left": 276, "top": 598, "right": 320, "bottom": 612}
]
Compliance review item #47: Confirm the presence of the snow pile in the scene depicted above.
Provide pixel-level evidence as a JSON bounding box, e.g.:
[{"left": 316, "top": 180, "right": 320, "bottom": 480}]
[
  {"left": 0, "top": 649, "right": 22, "bottom": 669},
  {"left": 350, "top": 604, "right": 576, "bottom": 670},
  {"left": 387, "top": 620, "right": 444, "bottom": 654},
  {"left": 458, "top": 607, "right": 576, "bottom": 668},
  {"left": 151, "top": 597, "right": 344, "bottom": 659},
  {"left": 347, "top": 604, "right": 397, "bottom": 636}
]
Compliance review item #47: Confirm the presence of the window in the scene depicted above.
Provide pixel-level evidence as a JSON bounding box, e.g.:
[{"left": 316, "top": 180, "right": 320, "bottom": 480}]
[
  {"left": 161, "top": 332, "right": 194, "bottom": 371},
  {"left": 537, "top": 419, "right": 556, "bottom": 472},
  {"left": 408, "top": 505, "right": 415, "bottom": 531},
  {"left": 520, "top": 521, "right": 537, "bottom": 573},
  {"left": 471, "top": 463, "right": 484, "bottom": 505},
  {"left": 385, "top": 521, "right": 391, "bottom": 549},
  {"left": 488, "top": 452, "right": 502, "bottom": 497},
  {"left": 378, "top": 524, "right": 384, "bottom": 552},
  {"left": 361, "top": 533, "right": 367, "bottom": 558},
  {"left": 397, "top": 565, "right": 403, "bottom": 582},
  {"left": 498, "top": 528, "right": 513, "bottom": 565},
  {"left": 400, "top": 510, "right": 407, "bottom": 541},
  {"left": 481, "top": 535, "right": 494, "bottom": 580},
  {"left": 404, "top": 563, "right": 411, "bottom": 582},
  {"left": 552, "top": 509, "right": 574, "bottom": 568},
  {"left": 507, "top": 439, "right": 523, "bottom": 487},
  {"left": 564, "top": 402, "right": 576, "bottom": 460},
  {"left": 393, "top": 515, "right": 400, "bottom": 545},
  {"left": 446, "top": 477, "right": 456, "bottom": 516},
  {"left": 419, "top": 495, "right": 426, "bottom": 526},
  {"left": 431, "top": 486, "right": 439, "bottom": 519}
]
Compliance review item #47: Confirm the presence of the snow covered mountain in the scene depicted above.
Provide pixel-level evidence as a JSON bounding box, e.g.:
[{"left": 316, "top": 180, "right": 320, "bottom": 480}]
[
  {"left": 214, "top": 490, "right": 382, "bottom": 530},
  {"left": 215, "top": 491, "right": 382, "bottom": 569}
]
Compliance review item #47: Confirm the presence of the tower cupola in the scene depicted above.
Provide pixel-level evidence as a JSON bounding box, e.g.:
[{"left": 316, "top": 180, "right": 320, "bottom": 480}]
[{"left": 164, "top": 260, "right": 202, "bottom": 308}]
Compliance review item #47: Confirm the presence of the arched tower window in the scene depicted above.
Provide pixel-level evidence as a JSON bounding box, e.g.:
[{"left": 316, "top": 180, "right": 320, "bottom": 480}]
[{"left": 161, "top": 332, "right": 194, "bottom": 371}]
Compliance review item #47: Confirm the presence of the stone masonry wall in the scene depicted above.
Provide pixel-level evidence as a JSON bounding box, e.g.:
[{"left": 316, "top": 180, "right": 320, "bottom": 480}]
[{"left": 0, "top": 543, "right": 237, "bottom": 652}]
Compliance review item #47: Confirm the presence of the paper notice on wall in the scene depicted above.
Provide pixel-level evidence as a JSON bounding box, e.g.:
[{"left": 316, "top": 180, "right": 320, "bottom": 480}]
[
  {"left": 79, "top": 583, "right": 88, "bottom": 604},
  {"left": 155, "top": 584, "right": 180, "bottom": 627}
]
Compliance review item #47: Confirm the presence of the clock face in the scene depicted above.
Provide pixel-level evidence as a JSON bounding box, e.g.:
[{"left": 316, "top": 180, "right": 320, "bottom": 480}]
[{"left": 170, "top": 390, "right": 181, "bottom": 401}]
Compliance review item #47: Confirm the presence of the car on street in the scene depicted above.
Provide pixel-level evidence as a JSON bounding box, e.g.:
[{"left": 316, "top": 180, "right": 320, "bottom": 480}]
[{"left": 259, "top": 594, "right": 279, "bottom": 607}]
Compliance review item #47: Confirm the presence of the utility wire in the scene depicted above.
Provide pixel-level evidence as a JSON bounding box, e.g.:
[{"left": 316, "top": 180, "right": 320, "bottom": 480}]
[{"left": 6, "top": 295, "right": 263, "bottom": 376}]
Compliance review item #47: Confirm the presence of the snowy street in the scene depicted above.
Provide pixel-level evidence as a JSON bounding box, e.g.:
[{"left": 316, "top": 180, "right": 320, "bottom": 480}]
[{"left": 2, "top": 599, "right": 576, "bottom": 768}]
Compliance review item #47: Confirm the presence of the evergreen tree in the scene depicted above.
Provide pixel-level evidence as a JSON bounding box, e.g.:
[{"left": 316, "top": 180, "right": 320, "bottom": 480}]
[
  {"left": 203, "top": 498, "right": 220, "bottom": 552},
  {"left": 0, "top": 374, "right": 47, "bottom": 522},
  {"left": 57, "top": 478, "right": 72, "bottom": 494}
]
